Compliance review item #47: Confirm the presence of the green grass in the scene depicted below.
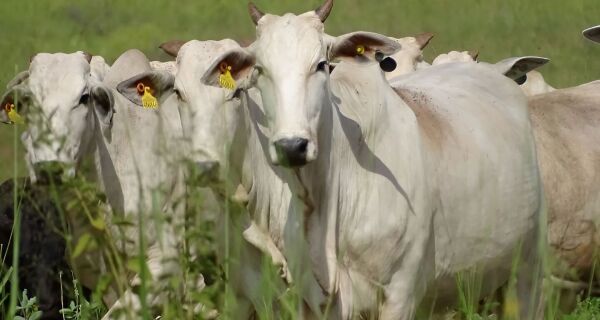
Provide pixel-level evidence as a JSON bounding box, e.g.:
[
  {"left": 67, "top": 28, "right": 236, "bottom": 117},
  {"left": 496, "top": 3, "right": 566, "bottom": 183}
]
[
  {"left": 1, "top": 1, "right": 600, "bottom": 319},
  {"left": 1, "top": 0, "right": 600, "bottom": 180}
]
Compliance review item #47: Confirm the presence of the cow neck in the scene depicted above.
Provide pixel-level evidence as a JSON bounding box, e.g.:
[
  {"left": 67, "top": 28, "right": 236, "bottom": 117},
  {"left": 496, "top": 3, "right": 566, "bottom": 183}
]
[
  {"left": 295, "top": 60, "right": 432, "bottom": 297},
  {"left": 239, "top": 87, "right": 323, "bottom": 290}
]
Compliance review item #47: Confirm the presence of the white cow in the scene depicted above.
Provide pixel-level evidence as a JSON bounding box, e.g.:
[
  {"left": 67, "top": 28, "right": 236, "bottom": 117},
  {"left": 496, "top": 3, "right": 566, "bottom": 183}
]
[
  {"left": 528, "top": 80, "right": 600, "bottom": 294},
  {"left": 130, "top": 39, "right": 325, "bottom": 318},
  {"left": 0, "top": 50, "right": 190, "bottom": 319},
  {"left": 431, "top": 51, "right": 554, "bottom": 96},
  {"left": 197, "top": 1, "right": 545, "bottom": 319},
  {"left": 385, "top": 32, "right": 434, "bottom": 80},
  {"left": 583, "top": 25, "right": 600, "bottom": 43}
]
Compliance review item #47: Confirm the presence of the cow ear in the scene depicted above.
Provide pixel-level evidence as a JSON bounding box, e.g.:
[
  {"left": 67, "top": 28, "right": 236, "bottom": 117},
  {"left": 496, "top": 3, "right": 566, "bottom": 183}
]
[
  {"left": 159, "top": 40, "right": 187, "bottom": 57},
  {"left": 1, "top": 84, "right": 32, "bottom": 125},
  {"left": 89, "top": 83, "right": 114, "bottom": 138},
  {"left": 200, "top": 48, "right": 256, "bottom": 89},
  {"left": 583, "top": 26, "right": 600, "bottom": 43},
  {"left": 6, "top": 71, "right": 29, "bottom": 89},
  {"left": 328, "top": 31, "right": 401, "bottom": 63},
  {"left": 116, "top": 71, "right": 174, "bottom": 108},
  {"left": 493, "top": 56, "right": 549, "bottom": 80}
]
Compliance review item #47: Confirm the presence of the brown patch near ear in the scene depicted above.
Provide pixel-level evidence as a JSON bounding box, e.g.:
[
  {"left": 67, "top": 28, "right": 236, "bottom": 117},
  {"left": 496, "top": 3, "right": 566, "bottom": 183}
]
[
  {"left": 394, "top": 88, "right": 451, "bottom": 152},
  {"left": 159, "top": 40, "right": 187, "bottom": 57},
  {"left": 415, "top": 32, "right": 434, "bottom": 50},
  {"left": 29, "top": 54, "right": 37, "bottom": 64}
]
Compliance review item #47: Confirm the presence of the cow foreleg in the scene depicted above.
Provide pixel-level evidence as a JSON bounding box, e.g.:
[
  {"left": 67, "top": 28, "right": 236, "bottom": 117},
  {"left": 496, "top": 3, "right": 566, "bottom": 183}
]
[{"left": 242, "top": 221, "right": 293, "bottom": 284}]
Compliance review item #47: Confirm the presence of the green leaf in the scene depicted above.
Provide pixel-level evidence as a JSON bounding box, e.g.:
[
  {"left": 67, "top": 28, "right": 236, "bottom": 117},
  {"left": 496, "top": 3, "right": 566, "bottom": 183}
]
[
  {"left": 72, "top": 233, "right": 93, "bottom": 258},
  {"left": 0, "top": 267, "right": 13, "bottom": 288},
  {"left": 14, "top": 316, "right": 26, "bottom": 320},
  {"left": 29, "top": 310, "right": 42, "bottom": 320},
  {"left": 90, "top": 216, "right": 106, "bottom": 231}
]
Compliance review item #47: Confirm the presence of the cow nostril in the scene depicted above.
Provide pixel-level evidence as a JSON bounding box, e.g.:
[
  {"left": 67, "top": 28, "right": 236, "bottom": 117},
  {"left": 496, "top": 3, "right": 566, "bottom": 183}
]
[{"left": 274, "top": 138, "right": 310, "bottom": 167}]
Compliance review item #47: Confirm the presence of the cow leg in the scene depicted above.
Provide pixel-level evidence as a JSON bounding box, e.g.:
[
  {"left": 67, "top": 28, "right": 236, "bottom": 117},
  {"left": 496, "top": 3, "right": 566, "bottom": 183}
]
[
  {"left": 515, "top": 204, "right": 547, "bottom": 320},
  {"left": 378, "top": 279, "right": 419, "bottom": 320},
  {"left": 242, "top": 221, "right": 293, "bottom": 284}
]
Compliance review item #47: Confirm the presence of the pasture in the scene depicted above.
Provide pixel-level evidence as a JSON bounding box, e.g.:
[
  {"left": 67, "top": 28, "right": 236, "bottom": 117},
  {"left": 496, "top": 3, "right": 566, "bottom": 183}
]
[{"left": 1, "top": 0, "right": 600, "bottom": 319}]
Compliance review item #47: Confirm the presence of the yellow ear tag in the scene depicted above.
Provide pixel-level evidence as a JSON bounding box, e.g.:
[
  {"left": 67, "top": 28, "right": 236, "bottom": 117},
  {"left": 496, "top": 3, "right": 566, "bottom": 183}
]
[
  {"left": 137, "top": 83, "right": 158, "bottom": 109},
  {"left": 5, "top": 103, "right": 24, "bottom": 125},
  {"left": 218, "top": 63, "right": 236, "bottom": 90},
  {"left": 356, "top": 45, "right": 366, "bottom": 55}
]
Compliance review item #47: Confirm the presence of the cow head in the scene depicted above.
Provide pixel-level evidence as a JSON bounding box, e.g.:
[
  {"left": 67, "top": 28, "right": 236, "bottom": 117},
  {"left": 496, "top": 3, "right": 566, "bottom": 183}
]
[
  {"left": 118, "top": 40, "right": 254, "bottom": 185},
  {"left": 386, "top": 32, "right": 434, "bottom": 79},
  {"left": 1, "top": 52, "right": 113, "bottom": 182},
  {"left": 226, "top": 0, "right": 399, "bottom": 167}
]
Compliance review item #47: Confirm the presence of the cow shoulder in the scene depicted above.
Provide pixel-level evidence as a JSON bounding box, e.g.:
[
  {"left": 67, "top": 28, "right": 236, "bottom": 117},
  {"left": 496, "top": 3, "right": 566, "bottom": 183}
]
[
  {"left": 528, "top": 83, "right": 600, "bottom": 218},
  {"left": 393, "top": 87, "right": 451, "bottom": 152}
]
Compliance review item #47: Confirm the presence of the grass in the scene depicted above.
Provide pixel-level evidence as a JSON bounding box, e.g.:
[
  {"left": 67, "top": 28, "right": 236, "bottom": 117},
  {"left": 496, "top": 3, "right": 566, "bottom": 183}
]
[{"left": 1, "top": 0, "right": 600, "bottom": 319}]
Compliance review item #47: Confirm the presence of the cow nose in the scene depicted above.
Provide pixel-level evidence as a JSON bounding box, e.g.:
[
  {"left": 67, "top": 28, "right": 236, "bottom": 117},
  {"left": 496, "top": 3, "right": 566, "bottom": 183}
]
[
  {"left": 194, "top": 161, "right": 220, "bottom": 185},
  {"left": 274, "top": 138, "right": 309, "bottom": 167},
  {"left": 33, "top": 161, "right": 65, "bottom": 184}
]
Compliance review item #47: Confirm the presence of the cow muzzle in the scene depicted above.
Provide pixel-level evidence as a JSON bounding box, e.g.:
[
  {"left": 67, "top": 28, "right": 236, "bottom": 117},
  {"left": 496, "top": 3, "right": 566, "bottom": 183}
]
[
  {"left": 191, "top": 161, "right": 220, "bottom": 186},
  {"left": 273, "top": 137, "right": 311, "bottom": 167}
]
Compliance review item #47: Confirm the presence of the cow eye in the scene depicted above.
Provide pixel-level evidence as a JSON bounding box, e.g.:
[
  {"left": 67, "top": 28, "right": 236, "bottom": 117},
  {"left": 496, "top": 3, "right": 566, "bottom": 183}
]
[
  {"left": 79, "top": 93, "right": 90, "bottom": 105},
  {"left": 316, "top": 61, "right": 328, "bottom": 72}
]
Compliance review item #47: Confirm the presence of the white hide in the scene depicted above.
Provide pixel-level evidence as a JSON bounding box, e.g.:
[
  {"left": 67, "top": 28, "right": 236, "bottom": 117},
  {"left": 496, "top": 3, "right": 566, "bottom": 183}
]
[
  {"left": 528, "top": 80, "right": 600, "bottom": 288},
  {"left": 519, "top": 70, "right": 556, "bottom": 96},
  {"left": 431, "top": 50, "right": 476, "bottom": 65},
  {"left": 1, "top": 50, "right": 189, "bottom": 320},
  {"left": 245, "top": 10, "right": 544, "bottom": 320}
]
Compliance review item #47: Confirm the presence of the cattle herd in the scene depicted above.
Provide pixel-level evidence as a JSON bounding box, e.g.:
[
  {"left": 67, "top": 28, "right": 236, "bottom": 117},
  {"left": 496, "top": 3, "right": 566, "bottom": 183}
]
[{"left": 1, "top": 1, "right": 600, "bottom": 319}]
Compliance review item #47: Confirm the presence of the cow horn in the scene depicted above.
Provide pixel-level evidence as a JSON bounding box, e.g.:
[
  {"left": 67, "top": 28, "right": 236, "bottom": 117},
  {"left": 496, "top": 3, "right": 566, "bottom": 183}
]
[
  {"left": 248, "top": 2, "right": 265, "bottom": 25},
  {"left": 468, "top": 50, "right": 479, "bottom": 61},
  {"left": 315, "top": 0, "right": 333, "bottom": 22},
  {"left": 415, "top": 32, "right": 434, "bottom": 50},
  {"left": 82, "top": 51, "right": 93, "bottom": 63}
]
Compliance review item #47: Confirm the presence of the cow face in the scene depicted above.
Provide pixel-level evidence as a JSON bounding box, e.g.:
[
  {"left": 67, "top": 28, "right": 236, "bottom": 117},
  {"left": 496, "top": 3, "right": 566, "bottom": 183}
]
[
  {"left": 242, "top": 1, "right": 399, "bottom": 168},
  {"left": 118, "top": 40, "right": 254, "bottom": 185},
  {"left": 0, "top": 52, "right": 113, "bottom": 182},
  {"left": 583, "top": 25, "right": 600, "bottom": 43}
]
